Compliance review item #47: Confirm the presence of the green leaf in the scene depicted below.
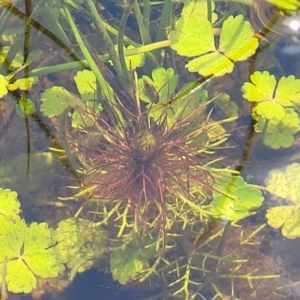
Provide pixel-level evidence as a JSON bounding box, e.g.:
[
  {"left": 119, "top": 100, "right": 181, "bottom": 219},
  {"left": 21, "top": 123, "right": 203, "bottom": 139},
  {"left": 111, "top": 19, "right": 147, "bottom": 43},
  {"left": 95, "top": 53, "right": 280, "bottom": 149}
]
[
  {"left": 214, "top": 92, "right": 238, "bottom": 117},
  {"left": 15, "top": 98, "right": 36, "bottom": 117},
  {"left": 282, "top": 209, "right": 300, "bottom": 238},
  {"left": 242, "top": 72, "right": 300, "bottom": 120},
  {"left": 277, "top": 76, "right": 300, "bottom": 107},
  {"left": 219, "top": 15, "right": 258, "bottom": 62},
  {"left": 242, "top": 71, "right": 276, "bottom": 102},
  {"left": 169, "top": 16, "right": 215, "bottom": 57},
  {"left": 207, "top": 123, "right": 226, "bottom": 141},
  {"left": 254, "top": 108, "right": 300, "bottom": 149},
  {"left": 211, "top": 175, "right": 264, "bottom": 220},
  {"left": 187, "top": 52, "right": 234, "bottom": 76},
  {"left": 40, "top": 86, "right": 86, "bottom": 117},
  {"left": 55, "top": 218, "right": 108, "bottom": 275},
  {"left": 8, "top": 77, "right": 38, "bottom": 91},
  {"left": 181, "top": 0, "right": 218, "bottom": 23},
  {"left": 74, "top": 70, "right": 96, "bottom": 101},
  {"left": 0, "top": 188, "right": 20, "bottom": 218},
  {"left": 266, "top": 206, "right": 300, "bottom": 239},
  {"left": 0, "top": 47, "right": 42, "bottom": 70},
  {"left": 265, "top": 163, "right": 300, "bottom": 204},
  {"left": 266, "top": 206, "right": 294, "bottom": 229},
  {"left": 0, "top": 75, "right": 8, "bottom": 98},
  {"left": 169, "top": 15, "right": 258, "bottom": 76},
  {"left": 266, "top": 0, "right": 300, "bottom": 10},
  {"left": 138, "top": 67, "right": 178, "bottom": 104},
  {"left": 110, "top": 239, "right": 156, "bottom": 285},
  {"left": 124, "top": 45, "right": 145, "bottom": 71},
  {"left": 0, "top": 217, "right": 64, "bottom": 293},
  {"left": 253, "top": 101, "right": 285, "bottom": 120}
]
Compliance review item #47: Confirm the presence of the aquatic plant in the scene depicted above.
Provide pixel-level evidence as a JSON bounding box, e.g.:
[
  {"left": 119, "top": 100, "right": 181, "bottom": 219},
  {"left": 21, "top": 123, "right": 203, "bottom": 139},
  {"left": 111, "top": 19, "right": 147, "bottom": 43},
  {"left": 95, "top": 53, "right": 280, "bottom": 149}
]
[
  {"left": 266, "top": 0, "right": 300, "bottom": 10},
  {"left": 266, "top": 163, "right": 300, "bottom": 238},
  {"left": 0, "top": 215, "right": 64, "bottom": 293},
  {"left": 0, "top": 0, "right": 296, "bottom": 298},
  {"left": 0, "top": 188, "right": 110, "bottom": 296},
  {"left": 242, "top": 71, "right": 300, "bottom": 149},
  {"left": 0, "top": 188, "right": 20, "bottom": 218},
  {"left": 0, "top": 189, "right": 62, "bottom": 294},
  {"left": 55, "top": 217, "right": 108, "bottom": 281},
  {"left": 56, "top": 67, "right": 235, "bottom": 248}
]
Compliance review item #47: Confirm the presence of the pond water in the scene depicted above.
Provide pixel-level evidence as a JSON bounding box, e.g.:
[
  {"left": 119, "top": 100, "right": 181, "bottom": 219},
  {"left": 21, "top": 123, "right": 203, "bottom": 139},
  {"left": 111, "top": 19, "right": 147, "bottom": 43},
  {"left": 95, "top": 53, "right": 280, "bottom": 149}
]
[{"left": 1, "top": 0, "right": 300, "bottom": 299}]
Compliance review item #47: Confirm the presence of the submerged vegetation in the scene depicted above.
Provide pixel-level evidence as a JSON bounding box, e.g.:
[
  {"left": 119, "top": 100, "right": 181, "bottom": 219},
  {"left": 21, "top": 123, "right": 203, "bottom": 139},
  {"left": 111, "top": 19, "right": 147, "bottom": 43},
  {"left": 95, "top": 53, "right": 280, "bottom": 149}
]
[{"left": 0, "top": 0, "right": 300, "bottom": 299}]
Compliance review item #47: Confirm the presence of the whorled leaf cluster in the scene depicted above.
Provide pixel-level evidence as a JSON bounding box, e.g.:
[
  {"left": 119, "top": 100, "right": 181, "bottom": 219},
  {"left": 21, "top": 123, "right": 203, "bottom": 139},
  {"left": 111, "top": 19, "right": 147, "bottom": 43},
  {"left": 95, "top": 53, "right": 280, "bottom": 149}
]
[{"left": 70, "top": 92, "right": 230, "bottom": 245}]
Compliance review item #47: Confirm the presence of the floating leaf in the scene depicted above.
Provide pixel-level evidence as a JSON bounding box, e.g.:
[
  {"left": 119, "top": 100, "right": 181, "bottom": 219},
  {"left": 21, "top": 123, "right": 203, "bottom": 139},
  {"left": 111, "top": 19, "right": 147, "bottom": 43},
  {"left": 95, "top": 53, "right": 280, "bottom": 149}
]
[
  {"left": 219, "top": 15, "right": 258, "bottom": 62},
  {"left": 169, "top": 15, "right": 258, "bottom": 76},
  {"left": 169, "top": 16, "right": 215, "bottom": 57},
  {"left": 265, "top": 163, "right": 300, "bottom": 204},
  {"left": 266, "top": 0, "right": 300, "bottom": 10},
  {"left": 181, "top": 0, "right": 218, "bottom": 23},
  {"left": 0, "top": 217, "right": 64, "bottom": 293},
  {"left": 8, "top": 77, "right": 38, "bottom": 91},
  {"left": 0, "top": 74, "right": 8, "bottom": 98},
  {"left": 266, "top": 206, "right": 294, "bottom": 229},
  {"left": 0, "top": 188, "right": 20, "bottom": 218},
  {"left": 266, "top": 206, "right": 300, "bottom": 239},
  {"left": 242, "top": 71, "right": 300, "bottom": 121}
]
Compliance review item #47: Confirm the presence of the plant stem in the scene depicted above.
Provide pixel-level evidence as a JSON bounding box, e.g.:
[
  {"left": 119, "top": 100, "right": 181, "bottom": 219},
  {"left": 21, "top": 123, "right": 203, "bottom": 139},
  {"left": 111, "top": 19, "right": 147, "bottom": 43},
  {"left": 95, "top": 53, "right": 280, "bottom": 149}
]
[
  {"left": 85, "top": 0, "right": 126, "bottom": 87},
  {"left": 118, "top": 0, "right": 134, "bottom": 90},
  {"left": 10, "top": 40, "right": 170, "bottom": 78},
  {"left": 62, "top": 5, "right": 124, "bottom": 125},
  {"left": 143, "top": 0, "right": 151, "bottom": 36},
  {"left": 101, "top": 16, "right": 159, "bottom": 67},
  {"left": 155, "top": 0, "right": 172, "bottom": 42},
  {"left": 206, "top": 0, "right": 212, "bottom": 23},
  {"left": 40, "top": 2, "right": 70, "bottom": 45},
  {"left": 154, "top": 0, "right": 172, "bottom": 59},
  {"left": 133, "top": 0, "right": 152, "bottom": 44}
]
